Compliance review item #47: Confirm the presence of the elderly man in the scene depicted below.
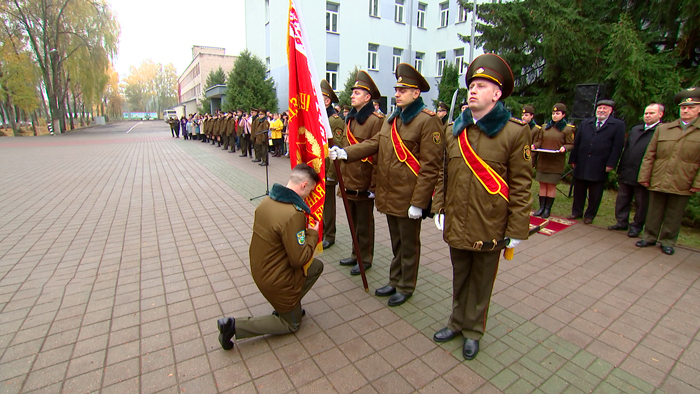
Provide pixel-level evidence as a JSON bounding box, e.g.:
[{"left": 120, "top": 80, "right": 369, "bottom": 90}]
[
  {"left": 637, "top": 88, "right": 700, "bottom": 255},
  {"left": 608, "top": 103, "right": 664, "bottom": 237},
  {"left": 337, "top": 71, "right": 383, "bottom": 276},
  {"left": 217, "top": 164, "right": 323, "bottom": 350},
  {"left": 330, "top": 64, "right": 444, "bottom": 307},
  {"left": 568, "top": 100, "right": 626, "bottom": 224},
  {"left": 432, "top": 54, "right": 532, "bottom": 360}
]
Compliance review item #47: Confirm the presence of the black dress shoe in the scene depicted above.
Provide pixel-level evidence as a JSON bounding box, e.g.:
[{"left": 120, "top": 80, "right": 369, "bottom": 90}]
[
  {"left": 239, "top": 154, "right": 247, "bottom": 157},
  {"left": 661, "top": 246, "right": 675, "bottom": 255},
  {"left": 252, "top": 159, "right": 261, "bottom": 163},
  {"left": 608, "top": 224, "right": 628, "bottom": 231},
  {"left": 463, "top": 339, "right": 479, "bottom": 360},
  {"left": 388, "top": 292, "right": 412, "bottom": 306},
  {"left": 217, "top": 317, "right": 236, "bottom": 351},
  {"left": 636, "top": 240, "right": 657, "bottom": 247},
  {"left": 259, "top": 162, "right": 268, "bottom": 166},
  {"left": 350, "top": 264, "right": 371, "bottom": 276},
  {"left": 339, "top": 258, "right": 357, "bottom": 266},
  {"left": 375, "top": 285, "right": 396, "bottom": 297},
  {"left": 433, "top": 327, "right": 459, "bottom": 343},
  {"left": 322, "top": 240, "right": 334, "bottom": 249},
  {"left": 628, "top": 230, "right": 640, "bottom": 238},
  {"left": 567, "top": 215, "right": 581, "bottom": 220},
  {"left": 583, "top": 218, "right": 593, "bottom": 224}
]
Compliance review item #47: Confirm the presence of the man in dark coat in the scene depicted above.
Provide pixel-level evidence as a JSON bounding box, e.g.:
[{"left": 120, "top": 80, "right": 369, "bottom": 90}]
[
  {"left": 608, "top": 103, "right": 664, "bottom": 237},
  {"left": 568, "top": 100, "right": 626, "bottom": 224}
]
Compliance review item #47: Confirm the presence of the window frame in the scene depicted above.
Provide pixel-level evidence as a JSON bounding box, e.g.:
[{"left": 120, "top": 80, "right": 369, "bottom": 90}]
[
  {"left": 368, "top": 43, "right": 379, "bottom": 71},
  {"left": 436, "top": 51, "right": 447, "bottom": 77},
  {"left": 392, "top": 48, "right": 403, "bottom": 73},
  {"left": 326, "top": 63, "right": 339, "bottom": 91},
  {"left": 458, "top": 4, "right": 468, "bottom": 23},
  {"left": 414, "top": 52, "right": 424, "bottom": 74},
  {"left": 439, "top": 2, "right": 449, "bottom": 28},
  {"left": 416, "top": 3, "right": 427, "bottom": 29},
  {"left": 326, "top": 3, "right": 339, "bottom": 33},
  {"left": 369, "top": 0, "right": 380, "bottom": 17},
  {"left": 394, "top": 0, "right": 405, "bottom": 24}
]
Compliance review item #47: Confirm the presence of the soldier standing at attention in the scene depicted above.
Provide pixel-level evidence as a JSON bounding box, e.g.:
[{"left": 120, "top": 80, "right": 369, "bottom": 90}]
[
  {"left": 217, "top": 164, "right": 323, "bottom": 350},
  {"left": 432, "top": 54, "right": 532, "bottom": 360},
  {"left": 250, "top": 108, "right": 261, "bottom": 162},
  {"left": 320, "top": 79, "right": 345, "bottom": 250},
  {"left": 330, "top": 64, "right": 444, "bottom": 306},
  {"left": 337, "top": 71, "right": 383, "bottom": 276},
  {"left": 637, "top": 88, "right": 700, "bottom": 255},
  {"left": 437, "top": 102, "right": 450, "bottom": 125}
]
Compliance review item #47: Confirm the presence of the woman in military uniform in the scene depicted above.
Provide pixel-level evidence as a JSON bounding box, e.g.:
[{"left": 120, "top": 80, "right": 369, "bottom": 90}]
[{"left": 532, "top": 103, "right": 575, "bottom": 218}]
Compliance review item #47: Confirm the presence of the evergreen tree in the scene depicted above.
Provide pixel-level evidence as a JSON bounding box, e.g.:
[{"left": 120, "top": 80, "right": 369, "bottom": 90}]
[
  {"left": 223, "top": 50, "right": 278, "bottom": 113},
  {"left": 434, "top": 62, "right": 459, "bottom": 111},
  {"left": 338, "top": 66, "right": 361, "bottom": 108},
  {"left": 198, "top": 67, "right": 226, "bottom": 115}
]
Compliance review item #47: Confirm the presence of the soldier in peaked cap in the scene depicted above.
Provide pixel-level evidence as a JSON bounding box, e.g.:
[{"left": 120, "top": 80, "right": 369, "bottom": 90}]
[
  {"left": 637, "top": 87, "right": 700, "bottom": 256},
  {"left": 330, "top": 64, "right": 444, "bottom": 307},
  {"left": 320, "top": 79, "right": 344, "bottom": 251},
  {"left": 431, "top": 54, "right": 532, "bottom": 360},
  {"left": 437, "top": 102, "right": 450, "bottom": 125},
  {"left": 336, "top": 70, "right": 384, "bottom": 277}
]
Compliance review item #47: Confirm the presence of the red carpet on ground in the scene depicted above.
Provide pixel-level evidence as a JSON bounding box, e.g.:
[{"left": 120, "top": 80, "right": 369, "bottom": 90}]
[{"left": 529, "top": 214, "right": 577, "bottom": 236}]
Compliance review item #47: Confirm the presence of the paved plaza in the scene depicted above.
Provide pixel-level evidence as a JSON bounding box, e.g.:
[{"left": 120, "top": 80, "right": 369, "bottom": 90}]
[{"left": 0, "top": 120, "right": 699, "bottom": 393}]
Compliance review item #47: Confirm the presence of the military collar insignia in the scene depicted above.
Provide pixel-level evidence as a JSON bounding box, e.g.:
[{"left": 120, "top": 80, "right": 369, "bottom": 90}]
[{"left": 453, "top": 101, "right": 511, "bottom": 138}]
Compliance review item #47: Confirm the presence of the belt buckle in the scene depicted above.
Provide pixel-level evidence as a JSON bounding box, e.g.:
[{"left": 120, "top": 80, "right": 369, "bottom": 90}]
[
  {"left": 489, "top": 239, "right": 497, "bottom": 251},
  {"left": 473, "top": 241, "right": 483, "bottom": 251}
]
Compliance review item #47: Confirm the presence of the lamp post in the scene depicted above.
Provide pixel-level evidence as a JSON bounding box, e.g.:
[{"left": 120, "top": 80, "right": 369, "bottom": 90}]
[{"left": 469, "top": 0, "right": 477, "bottom": 63}]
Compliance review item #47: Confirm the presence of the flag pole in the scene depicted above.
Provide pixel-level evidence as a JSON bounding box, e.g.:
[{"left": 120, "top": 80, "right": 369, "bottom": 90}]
[{"left": 328, "top": 140, "right": 369, "bottom": 292}]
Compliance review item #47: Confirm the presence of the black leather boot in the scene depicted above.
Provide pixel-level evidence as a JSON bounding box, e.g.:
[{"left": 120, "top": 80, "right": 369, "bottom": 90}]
[
  {"left": 533, "top": 196, "right": 546, "bottom": 216},
  {"left": 542, "top": 197, "right": 554, "bottom": 218}
]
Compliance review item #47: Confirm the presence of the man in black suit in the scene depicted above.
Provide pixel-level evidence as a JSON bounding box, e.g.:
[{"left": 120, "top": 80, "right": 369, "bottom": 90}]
[
  {"left": 568, "top": 100, "right": 626, "bottom": 224},
  {"left": 608, "top": 103, "right": 664, "bottom": 237}
]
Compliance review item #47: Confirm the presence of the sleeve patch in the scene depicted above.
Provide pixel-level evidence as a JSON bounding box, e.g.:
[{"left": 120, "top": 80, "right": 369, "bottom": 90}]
[
  {"left": 432, "top": 131, "right": 442, "bottom": 145},
  {"left": 523, "top": 145, "right": 532, "bottom": 161},
  {"left": 296, "top": 231, "right": 306, "bottom": 245}
]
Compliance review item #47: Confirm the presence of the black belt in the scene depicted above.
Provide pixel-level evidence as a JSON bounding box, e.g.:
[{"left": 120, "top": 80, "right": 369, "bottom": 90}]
[
  {"left": 472, "top": 239, "right": 509, "bottom": 251},
  {"left": 345, "top": 189, "right": 370, "bottom": 197}
]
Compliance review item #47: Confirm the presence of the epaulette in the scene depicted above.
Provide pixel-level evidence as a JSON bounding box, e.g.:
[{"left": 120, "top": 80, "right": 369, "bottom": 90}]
[
  {"left": 510, "top": 117, "right": 526, "bottom": 125},
  {"left": 569, "top": 124, "right": 576, "bottom": 128},
  {"left": 372, "top": 111, "right": 384, "bottom": 119},
  {"left": 422, "top": 108, "right": 436, "bottom": 116},
  {"left": 331, "top": 114, "right": 340, "bottom": 118},
  {"left": 535, "top": 124, "right": 542, "bottom": 129}
]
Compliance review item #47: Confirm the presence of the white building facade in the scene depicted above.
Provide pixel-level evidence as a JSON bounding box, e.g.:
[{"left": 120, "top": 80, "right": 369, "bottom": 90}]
[
  {"left": 177, "top": 46, "right": 237, "bottom": 116},
  {"left": 245, "top": 0, "right": 486, "bottom": 113}
]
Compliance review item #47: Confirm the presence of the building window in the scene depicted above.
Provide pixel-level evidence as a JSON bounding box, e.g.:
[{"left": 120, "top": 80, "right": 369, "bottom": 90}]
[
  {"left": 368, "top": 44, "right": 379, "bottom": 70},
  {"left": 392, "top": 48, "right": 403, "bottom": 72},
  {"left": 394, "top": 0, "right": 405, "bottom": 23},
  {"left": 326, "top": 63, "right": 339, "bottom": 90},
  {"left": 265, "top": 0, "right": 270, "bottom": 24},
  {"left": 414, "top": 52, "right": 424, "bottom": 74},
  {"left": 458, "top": 4, "right": 468, "bottom": 23},
  {"left": 326, "top": 3, "right": 339, "bottom": 33},
  {"left": 266, "top": 57, "right": 270, "bottom": 72},
  {"left": 417, "top": 3, "right": 427, "bottom": 28},
  {"left": 437, "top": 52, "right": 446, "bottom": 77},
  {"left": 439, "top": 2, "right": 449, "bottom": 28},
  {"left": 454, "top": 48, "right": 465, "bottom": 74},
  {"left": 369, "top": 0, "right": 379, "bottom": 17}
]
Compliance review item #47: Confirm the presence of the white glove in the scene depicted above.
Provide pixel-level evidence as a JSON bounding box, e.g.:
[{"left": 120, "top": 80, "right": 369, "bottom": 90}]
[
  {"left": 408, "top": 205, "right": 422, "bottom": 219},
  {"left": 434, "top": 214, "right": 444, "bottom": 230},
  {"left": 368, "top": 192, "right": 375, "bottom": 199},
  {"left": 506, "top": 238, "right": 523, "bottom": 248},
  {"left": 329, "top": 146, "right": 347, "bottom": 160}
]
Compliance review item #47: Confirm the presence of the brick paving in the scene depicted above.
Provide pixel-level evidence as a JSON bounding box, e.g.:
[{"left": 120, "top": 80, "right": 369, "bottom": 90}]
[{"left": 0, "top": 120, "right": 699, "bottom": 393}]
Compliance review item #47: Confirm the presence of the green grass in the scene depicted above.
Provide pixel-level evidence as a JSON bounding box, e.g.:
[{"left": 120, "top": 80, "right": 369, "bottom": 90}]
[{"left": 531, "top": 181, "right": 700, "bottom": 250}]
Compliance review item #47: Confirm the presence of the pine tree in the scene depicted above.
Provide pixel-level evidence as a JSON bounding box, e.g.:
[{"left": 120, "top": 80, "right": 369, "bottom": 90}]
[
  {"left": 338, "top": 66, "right": 361, "bottom": 108},
  {"left": 198, "top": 67, "right": 226, "bottom": 115},
  {"left": 434, "top": 62, "right": 459, "bottom": 111},
  {"left": 223, "top": 50, "right": 278, "bottom": 113}
]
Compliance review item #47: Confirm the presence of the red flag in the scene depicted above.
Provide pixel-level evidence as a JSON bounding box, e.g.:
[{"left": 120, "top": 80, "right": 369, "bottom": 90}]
[{"left": 287, "top": 0, "right": 330, "bottom": 254}]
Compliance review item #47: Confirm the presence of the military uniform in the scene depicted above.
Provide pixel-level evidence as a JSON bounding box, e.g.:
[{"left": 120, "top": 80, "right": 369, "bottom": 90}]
[
  {"left": 432, "top": 54, "right": 532, "bottom": 360},
  {"left": 438, "top": 102, "right": 450, "bottom": 125},
  {"left": 320, "top": 80, "right": 345, "bottom": 249},
  {"left": 637, "top": 88, "right": 700, "bottom": 253},
  {"left": 338, "top": 70, "right": 383, "bottom": 275},
  {"left": 253, "top": 111, "right": 270, "bottom": 165},
  {"left": 342, "top": 64, "right": 444, "bottom": 305},
  {"left": 219, "top": 183, "right": 322, "bottom": 342}
]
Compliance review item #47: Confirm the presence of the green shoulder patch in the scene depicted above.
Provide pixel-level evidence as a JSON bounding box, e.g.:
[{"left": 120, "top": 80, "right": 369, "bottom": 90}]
[
  {"left": 296, "top": 230, "right": 306, "bottom": 245},
  {"left": 510, "top": 117, "right": 526, "bottom": 125}
]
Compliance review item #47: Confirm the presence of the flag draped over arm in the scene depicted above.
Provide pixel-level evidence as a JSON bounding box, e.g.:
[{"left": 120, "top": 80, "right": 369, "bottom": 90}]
[{"left": 287, "top": 0, "right": 331, "bottom": 255}]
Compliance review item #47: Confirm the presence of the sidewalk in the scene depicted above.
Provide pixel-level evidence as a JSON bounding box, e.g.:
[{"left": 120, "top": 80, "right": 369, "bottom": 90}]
[{"left": 0, "top": 122, "right": 698, "bottom": 393}]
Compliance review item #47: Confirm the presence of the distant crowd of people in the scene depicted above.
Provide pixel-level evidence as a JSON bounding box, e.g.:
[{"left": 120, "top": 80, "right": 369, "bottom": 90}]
[{"left": 166, "top": 109, "right": 290, "bottom": 165}]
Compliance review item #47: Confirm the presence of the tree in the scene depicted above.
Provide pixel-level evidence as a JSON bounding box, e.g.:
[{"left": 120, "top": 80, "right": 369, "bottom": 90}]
[
  {"left": 337, "top": 65, "right": 361, "bottom": 107},
  {"left": 434, "top": 62, "right": 460, "bottom": 110},
  {"left": 3, "top": 0, "right": 119, "bottom": 133},
  {"left": 0, "top": 27, "right": 40, "bottom": 135},
  {"left": 122, "top": 60, "right": 177, "bottom": 114},
  {"left": 223, "top": 50, "right": 278, "bottom": 112},
  {"left": 198, "top": 67, "right": 226, "bottom": 114}
]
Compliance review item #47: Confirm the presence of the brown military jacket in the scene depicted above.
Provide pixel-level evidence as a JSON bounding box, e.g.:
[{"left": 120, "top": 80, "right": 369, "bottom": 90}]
[
  {"left": 340, "top": 102, "right": 383, "bottom": 199},
  {"left": 253, "top": 116, "right": 270, "bottom": 144},
  {"left": 201, "top": 118, "right": 207, "bottom": 135},
  {"left": 325, "top": 107, "right": 345, "bottom": 186},
  {"left": 226, "top": 116, "right": 236, "bottom": 136},
  {"left": 249, "top": 183, "right": 319, "bottom": 313},
  {"left": 638, "top": 117, "right": 700, "bottom": 195},
  {"left": 533, "top": 121, "right": 575, "bottom": 174},
  {"left": 433, "top": 102, "right": 533, "bottom": 251},
  {"left": 344, "top": 97, "right": 444, "bottom": 217},
  {"left": 210, "top": 117, "right": 219, "bottom": 136}
]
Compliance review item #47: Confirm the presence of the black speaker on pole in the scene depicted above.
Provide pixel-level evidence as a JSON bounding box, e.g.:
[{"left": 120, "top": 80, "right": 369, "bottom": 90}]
[{"left": 572, "top": 84, "right": 606, "bottom": 120}]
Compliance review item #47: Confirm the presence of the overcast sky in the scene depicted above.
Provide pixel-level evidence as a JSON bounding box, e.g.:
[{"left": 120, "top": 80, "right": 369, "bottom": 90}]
[{"left": 109, "top": 0, "right": 247, "bottom": 80}]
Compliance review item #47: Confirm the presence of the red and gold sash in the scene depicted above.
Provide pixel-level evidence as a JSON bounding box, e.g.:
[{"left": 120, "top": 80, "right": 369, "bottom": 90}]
[
  {"left": 391, "top": 119, "right": 421, "bottom": 176},
  {"left": 346, "top": 120, "right": 373, "bottom": 164},
  {"left": 457, "top": 131, "right": 509, "bottom": 201}
]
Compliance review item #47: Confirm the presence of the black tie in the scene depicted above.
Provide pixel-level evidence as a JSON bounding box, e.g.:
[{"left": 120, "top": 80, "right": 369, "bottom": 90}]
[{"left": 596, "top": 121, "right": 602, "bottom": 130}]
